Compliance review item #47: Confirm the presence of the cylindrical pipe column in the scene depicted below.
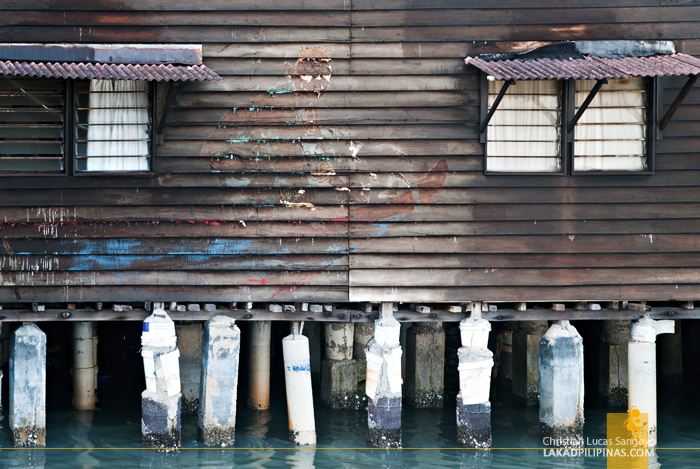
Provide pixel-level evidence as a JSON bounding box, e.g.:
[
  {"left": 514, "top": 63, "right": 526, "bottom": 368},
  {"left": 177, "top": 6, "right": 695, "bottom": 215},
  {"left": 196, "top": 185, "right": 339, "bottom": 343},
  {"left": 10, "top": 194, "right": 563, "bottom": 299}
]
[
  {"left": 324, "top": 322, "right": 353, "bottom": 360},
  {"left": 72, "top": 322, "right": 96, "bottom": 410},
  {"left": 283, "top": 322, "right": 316, "bottom": 446},
  {"left": 629, "top": 314, "right": 674, "bottom": 447},
  {"left": 248, "top": 321, "right": 271, "bottom": 410}
]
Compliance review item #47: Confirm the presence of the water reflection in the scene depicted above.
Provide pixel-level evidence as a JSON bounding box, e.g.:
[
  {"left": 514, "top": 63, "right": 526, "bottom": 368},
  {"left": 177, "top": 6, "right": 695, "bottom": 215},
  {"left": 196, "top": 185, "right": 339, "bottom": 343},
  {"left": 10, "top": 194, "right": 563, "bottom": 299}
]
[{"left": 285, "top": 447, "right": 316, "bottom": 469}]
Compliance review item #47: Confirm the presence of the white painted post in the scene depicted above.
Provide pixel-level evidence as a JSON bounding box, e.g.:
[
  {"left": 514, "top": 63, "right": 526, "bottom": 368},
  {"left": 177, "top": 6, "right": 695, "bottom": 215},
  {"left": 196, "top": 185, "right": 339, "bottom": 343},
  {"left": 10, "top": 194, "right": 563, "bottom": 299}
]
[
  {"left": 10, "top": 324, "right": 46, "bottom": 447},
  {"left": 456, "top": 303, "right": 494, "bottom": 448},
  {"left": 141, "top": 309, "right": 182, "bottom": 451},
  {"left": 628, "top": 314, "right": 674, "bottom": 447},
  {"left": 539, "top": 320, "right": 585, "bottom": 448},
  {"left": 365, "top": 302, "right": 402, "bottom": 448},
  {"left": 248, "top": 321, "right": 271, "bottom": 411},
  {"left": 283, "top": 321, "right": 316, "bottom": 446},
  {"left": 198, "top": 316, "right": 240, "bottom": 447},
  {"left": 72, "top": 322, "right": 96, "bottom": 410}
]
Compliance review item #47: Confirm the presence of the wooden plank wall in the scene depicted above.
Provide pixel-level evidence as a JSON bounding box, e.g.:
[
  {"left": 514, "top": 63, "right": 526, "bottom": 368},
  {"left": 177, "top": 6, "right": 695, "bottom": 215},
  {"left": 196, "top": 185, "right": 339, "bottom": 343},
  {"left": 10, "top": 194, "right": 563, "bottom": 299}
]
[{"left": 1, "top": 1, "right": 700, "bottom": 304}]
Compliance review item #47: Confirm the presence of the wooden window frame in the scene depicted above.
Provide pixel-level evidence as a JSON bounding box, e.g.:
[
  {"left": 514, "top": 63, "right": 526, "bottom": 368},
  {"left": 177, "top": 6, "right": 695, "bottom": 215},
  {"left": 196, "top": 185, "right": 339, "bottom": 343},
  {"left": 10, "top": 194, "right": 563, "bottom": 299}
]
[
  {"left": 481, "top": 72, "right": 657, "bottom": 177},
  {"left": 0, "top": 77, "right": 157, "bottom": 178}
]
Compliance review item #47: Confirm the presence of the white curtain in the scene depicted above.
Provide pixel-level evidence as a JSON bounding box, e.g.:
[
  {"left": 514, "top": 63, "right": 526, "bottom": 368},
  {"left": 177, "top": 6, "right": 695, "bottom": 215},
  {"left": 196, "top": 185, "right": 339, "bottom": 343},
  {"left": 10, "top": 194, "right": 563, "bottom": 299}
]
[
  {"left": 487, "top": 80, "right": 561, "bottom": 172},
  {"left": 574, "top": 78, "right": 646, "bottom": 171},
  {"left": 86, "top": 79, "right": 150, "bottom": 171}
]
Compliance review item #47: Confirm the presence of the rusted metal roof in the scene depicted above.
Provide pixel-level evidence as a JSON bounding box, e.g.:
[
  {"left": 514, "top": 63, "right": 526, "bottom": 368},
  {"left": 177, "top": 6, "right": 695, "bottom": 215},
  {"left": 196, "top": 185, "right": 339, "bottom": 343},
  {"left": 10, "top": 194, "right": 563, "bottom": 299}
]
[
  {"left": 465, "top": 53, "right": 700, "bottom": 81},
  {"left": 0, "top": 61, "right": 221, "bottom": 81}
]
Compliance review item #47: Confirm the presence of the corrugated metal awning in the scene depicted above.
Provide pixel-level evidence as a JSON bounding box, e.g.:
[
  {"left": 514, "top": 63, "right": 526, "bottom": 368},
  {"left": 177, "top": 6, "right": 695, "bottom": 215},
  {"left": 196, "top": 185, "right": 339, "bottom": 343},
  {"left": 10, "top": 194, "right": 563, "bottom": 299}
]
[
  {"left": 0, "top": 61, "right": 221, "bottom": 81},
  {"left": 465, "top": 53, "right": 700, "bottom": 81}
]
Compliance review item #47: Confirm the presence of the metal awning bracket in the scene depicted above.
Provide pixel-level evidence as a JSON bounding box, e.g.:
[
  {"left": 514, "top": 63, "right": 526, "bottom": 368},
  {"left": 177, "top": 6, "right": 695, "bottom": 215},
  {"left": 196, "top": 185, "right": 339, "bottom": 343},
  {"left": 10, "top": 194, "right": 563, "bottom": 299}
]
[
  {"left": 659, "top": 74, "right": 698, "bottom": 131},
  {"left": 567, "top": 78, "right": 607, "bottom": 132},
  {"left": 480, "top": 79, "right": 515, "bottom": 134}
]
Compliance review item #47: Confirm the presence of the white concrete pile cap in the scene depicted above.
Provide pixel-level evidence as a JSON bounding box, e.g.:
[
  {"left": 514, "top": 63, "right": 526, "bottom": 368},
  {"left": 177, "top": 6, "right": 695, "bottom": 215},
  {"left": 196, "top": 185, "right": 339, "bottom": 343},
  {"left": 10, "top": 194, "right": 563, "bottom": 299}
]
[
  {"left": 543, "top": 319, "right": 581, "bottom": 341},
  {"left": 141, "top": 308, "right": 177, "bottom": 347},
  {"left": 631, "top": 314, "right": 674, "bottom": 342},
  {"left": 209, "top": 315, "right": 236, "bottom": 328}
]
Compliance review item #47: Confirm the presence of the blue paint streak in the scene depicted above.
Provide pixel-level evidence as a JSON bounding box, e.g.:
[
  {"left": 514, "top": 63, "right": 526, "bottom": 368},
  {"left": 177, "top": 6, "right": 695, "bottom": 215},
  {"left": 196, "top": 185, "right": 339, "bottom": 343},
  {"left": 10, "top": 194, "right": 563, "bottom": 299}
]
[{"left": 287, "top": 364, "right": 310, "bottom": 372}]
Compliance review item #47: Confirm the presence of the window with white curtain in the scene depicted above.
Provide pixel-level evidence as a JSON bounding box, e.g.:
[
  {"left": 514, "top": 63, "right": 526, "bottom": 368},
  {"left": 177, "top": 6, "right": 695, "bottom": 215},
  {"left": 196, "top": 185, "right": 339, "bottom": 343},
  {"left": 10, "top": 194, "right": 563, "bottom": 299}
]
[
  {"left": 76, "top": 79, "right": 152, "bottom": 172},
  {"left": 573, "top": 78, "right": 647, "bottom": 172},
  {"left": 486, "top": 79, "right": 562, "bottom": 173}
]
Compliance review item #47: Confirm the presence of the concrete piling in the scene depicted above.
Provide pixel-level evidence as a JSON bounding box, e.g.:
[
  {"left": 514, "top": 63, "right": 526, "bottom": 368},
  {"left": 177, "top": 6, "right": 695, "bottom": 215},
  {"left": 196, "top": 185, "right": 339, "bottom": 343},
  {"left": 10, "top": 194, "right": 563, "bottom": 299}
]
[
  {"left": 539, "top": 320, "right": 584, "bottom": 447},
  {"left": 141, "top": 309, "right": 182, "bottom": 451},
  {"left": 599, "top": 320, "right": 630, "bottom": 406},
  {"left": 405, "top": 322, "right": 445, "bottom": 408},
  {"left": 198, "top": 316, "right": 240, "bottom": 447},
  {"left": 248, "top": 321, "right": 271, "bottom": 411},
  {"left": 10, "top": 324, "right": 47, "bottom": 447},
  {"left": 366, "top": 302, "right": 402, "bottom": 448},
  {"left": 629, "top": 314, "right": 675, "bottom": 447},
  {"left": 513, "top": 320, "right": 548, "bottom": 406},
  {"left": 456, "top": 307, "right": 494, "bottom": 448},
  {"left": 283, "top": 321, "right": 316, "bottom": 446},
  {"left": 321, "top": 322, "right": 365, "bottom": 409},
  {"left": 175, "top": 323, "right": 202, "bottom": 413},
  {"left": 72, "top": 322, "right": 96, "bottom": 410}
]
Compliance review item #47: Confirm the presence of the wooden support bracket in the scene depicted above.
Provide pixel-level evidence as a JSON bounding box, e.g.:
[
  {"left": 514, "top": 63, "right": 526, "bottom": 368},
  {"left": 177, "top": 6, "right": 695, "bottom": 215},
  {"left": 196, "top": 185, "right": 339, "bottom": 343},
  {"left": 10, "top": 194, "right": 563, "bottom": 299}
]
[
  {"left": 480, "top": 79, "right": 515, "bottom": 133},
  {"left": 156, "top": 82, "right": 177, "bottom": 146},
  {"left": 659, "top": 74, "right": 698, "bottom": 131},
  {"left": 567, "top": 78, "right": 607, "bottom": 132}
]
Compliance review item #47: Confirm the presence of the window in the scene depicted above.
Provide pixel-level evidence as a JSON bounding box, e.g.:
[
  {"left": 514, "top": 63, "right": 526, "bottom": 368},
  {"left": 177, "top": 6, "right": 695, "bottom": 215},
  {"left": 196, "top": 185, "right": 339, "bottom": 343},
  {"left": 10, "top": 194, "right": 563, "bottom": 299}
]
[
  {"left": 0, "top": 77, "right": 154, "bottom": 175},
  {"left": 0, "top": 77, "right": 65, "bottom": 172},
  {"left": 77, "top": 79, "right": 152, "bottom": 172},
  {"left": 573, "top": 78, "right": 647, "bottom": 172},
  {"left": 483, "top": 76, "right": 655, "bottom": 175},
  {"left": 486, "top": 79, "right": 562, "bottom": 173}
]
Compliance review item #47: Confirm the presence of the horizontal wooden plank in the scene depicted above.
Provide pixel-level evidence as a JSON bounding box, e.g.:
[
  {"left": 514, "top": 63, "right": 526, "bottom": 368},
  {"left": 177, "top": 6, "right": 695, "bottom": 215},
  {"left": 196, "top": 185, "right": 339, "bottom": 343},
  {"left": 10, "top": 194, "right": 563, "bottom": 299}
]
[
  {"left": 0, "top": 221, "right": 348, "bottom": 238},
  {"left": 0, "top": 188, "right": 348, "bottom": 206},
  {"left": 348, "top": 285, "right": 700, "bottom": 303},
  {"left": 0, "top": 270, "right": 348, "bottom": 286},
  {"left": 1, "top": 10, "right": 351, "bottom": 26},
  {"left": 167, "top": 107, "right": 478, "bottom": 125},
  {"left": 0, "top": 254, "right": 348, "bottom": 271},
  {"left": 0, "top": 307, "right": 361, "bottom": 323},
  {"left": 351, "top": 22, "right": 700, "bottom": 42},
  {"left": 0, "top": 206, "right": 347, "bottom": 223},
  {"left": 0, "top": 0, "right": 662, "bottom": 9},
  {"left": 352, "top": 203, "right": 700, "bottom": 222},
  {"left": 349, "top": 253, "right": 700, "bottom": 269},
  {"left": 203, "top": 41, "right": 554, "bottom": 59},
  {"left": 206, "top": 58, "right": 468, "bottom": 75},
  {"left": 174, "top": 91, "right": 477, "bottom": 108},
  {"left": 0, "top": 26, "right": 350, "bottom": 43},
  {"left": 1, "top": 238, "right": 348, "bottom": 255},
  {"left": 349, "top": 268, "right": 700, "bottom": 287},
  {"left": 9, "top": 8, "right": 696, "bottom": 27},
  {"left": 349, "top": 219, "right": 700, "bottom": 237},
  {"left": 158, "top": 139, "right": 482, "bottom": 158},
  {"left": 351, "top": 0, "right": 662, "bottom": 9},
  {"left": 184, "top": 75, "right": 478, "bottom": 92},
  {"left": 0, "top": 0, "right": 349, "bottom": 9},
  {"left": 0, "top": 285, "right": 348, "bottom": 302},
  {"left": 157, "top": 156, "right": 482, "bottom": 173},
  {"left": 10, "top": 186, "right": 700, "bottom": 207},
  {"left": 0, "top": 306, "right": 694, "bottom": 322},
  {"left": 350, "top": 234, "right": 700, "bottom": 254},
  {"left": 166, "top": 124, "right": 478, "bottom": 141},
  {"left": 352, "top": 7, "right": 700, "bottom": 26}
]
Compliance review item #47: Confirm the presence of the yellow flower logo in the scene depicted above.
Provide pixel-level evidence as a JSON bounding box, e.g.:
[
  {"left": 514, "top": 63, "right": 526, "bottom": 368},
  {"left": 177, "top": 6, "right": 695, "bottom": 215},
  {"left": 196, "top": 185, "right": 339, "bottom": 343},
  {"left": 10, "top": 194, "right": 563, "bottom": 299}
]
[{"left": 625, "top": 407, "right": 643, "bottom": 432}]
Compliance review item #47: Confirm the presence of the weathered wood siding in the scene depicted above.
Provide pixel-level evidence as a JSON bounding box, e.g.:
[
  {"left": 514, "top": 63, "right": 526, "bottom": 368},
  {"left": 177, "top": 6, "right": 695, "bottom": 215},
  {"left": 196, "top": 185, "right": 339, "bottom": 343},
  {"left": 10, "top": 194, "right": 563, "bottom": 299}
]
[{"left": 1, "top": 1, "right": 700, "bottom": 303}]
